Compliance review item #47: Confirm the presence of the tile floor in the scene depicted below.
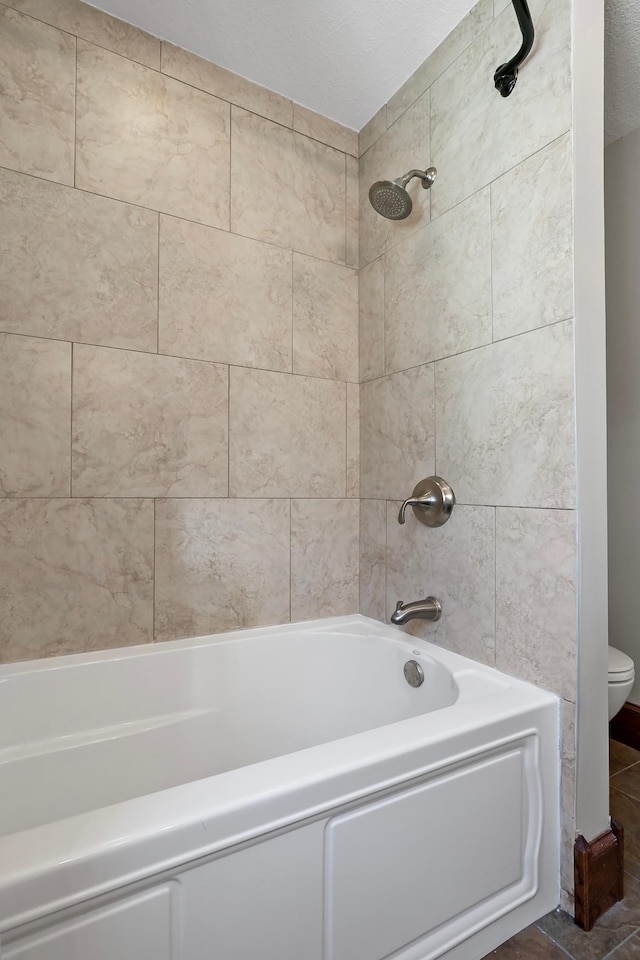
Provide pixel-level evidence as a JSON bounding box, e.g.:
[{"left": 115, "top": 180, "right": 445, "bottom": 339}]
[{"left": 482, "top": 740, "right": 640, "bottom": 960}]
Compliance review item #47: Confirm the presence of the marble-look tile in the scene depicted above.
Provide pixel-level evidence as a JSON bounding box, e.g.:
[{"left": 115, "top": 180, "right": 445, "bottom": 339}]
[
  {"left": 385, "top": 188, "right": 492, "bottom": 373},
  {"left": 610, "top": 787, "right": 640, "bottom": 883},
  {"left": 9, "top": 0, "right": 160, "bottom": 67},
  {"left": 0, "top": 499, "right": 153, "bottom": 662},
  {"left": 159, "top": 216, "right": 292, "bottom": 371},
  {"left": 293, "top": 103, "right": 358, "bottom": 156},
  {"left": 0, "top": 6, "right": 75, "bottom": 184},
  {"left": 493, "top": 0, "right": 511, "bottom": 16},
  {"left": 347, "top": 382, "right": 360, "bottom": 498},
  {"left": 155, "top": 498, "right": 290, "bottom": 641},
  {"left": 161, "top": 42, "right": 292, "bottom": 127},
  {"left": 346, "top": 156, "right": 359, "bottom": 270},
  {"left": 229, "top": 368, "right": 346, "bottom": 498},
  {"left": 359, "top": 258, "right": 385, "bottom": 382},
  {"left": 386, "top": 0, "right": 494, "bottom": 128},
  {"left": 0, "top": 167, "right": 158, "bottom": 351},
  {"left": 431, "top": 0, "right": 571, "bottom": 218},
  {"left": 495, "top": 508, "right": 576, "bottom": 700},
  {"left": 360, "top": 365, "right": 435, "bottom": 501},
  {"left": 76, "top": 41, "right": 230, "bottom": 228},
  {"left": 359, "top": 90, "right": 431, "bottom": 267},
  {"left": 359, "top": 104, "right": 387, "bottom": 157},
  {"left": 611, "top": 763, "right": 640, "bottom": 803},
  {"left": 359, "top": 499, "right": 386, "bottom": 622},
  {"left": 291, "top": 499, "right": 359, "bottom": 621},
  {"left": 610, "top": 740, "right": 640, "bottom": 777},
  {"left": 72, "top": 345, "right": 228, "bottom": 498},
  {"left": 435, "top": 321, "right": 576, "bottom": 508},
  {"left": 231, "top": 108, "right": 346, "bottom": 264},
  {"left": 0, "top": 333, "right": 70, "bottom": 497},
  {"left": 292, "top": 255, "right": 358, "bottom": 381},
  {"left": 538, "top": 873, "right": 640, "bottom": 960},
  {"left": 387, "top": 503, "right": 495, "bottom": 664},
  {"left": 492, "top": 134, "right": 574, "bottom": 341},
  {"left": 560, "top": 700, "right": 576, "bottom": 902},
  {"left": 481, "top": 924, "right": 569, "bottom": 959},
  {"left": 607, "top": 938, "right": 640, "bottom": 959}
]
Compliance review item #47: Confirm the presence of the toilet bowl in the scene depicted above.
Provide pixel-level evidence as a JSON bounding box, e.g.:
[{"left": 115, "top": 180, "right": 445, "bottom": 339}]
[{"left": 608, "top": 645, "right": 635, "bottom": 721}]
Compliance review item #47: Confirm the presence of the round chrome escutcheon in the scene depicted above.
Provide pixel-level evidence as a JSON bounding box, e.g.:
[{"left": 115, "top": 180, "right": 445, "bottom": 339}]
[{"left": 404, "top": 659, "right": 424, "bottom": 688}]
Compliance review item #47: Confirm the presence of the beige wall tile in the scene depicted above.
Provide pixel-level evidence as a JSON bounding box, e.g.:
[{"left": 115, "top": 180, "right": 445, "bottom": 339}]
[
  {"left": 72, "top": 345, "right": 228, "bottom": 498},
  {"left": 359, "top": 90, "right": 431, "bottom": 267},
  {"left": 360, "top": 365, "right": 435, "bottom": 501},
  {"left": 347, "top": 382, "right": 360, "bottom": 498},
  {"left": 359, "top": 499, "right": 386, "bottom": 622},
  {"left": 0, "top": 333, "right": 70, "bottom": 497},
  {"left": 229, "top": 368, "right": 346, "bottom": 498},
  {"left": 496, "top": 507, "right": 577, "bottom": 700},
  {"left": 492, "top": 133, "right": 574, "bottom": 340},
  {"left": 161, "top": 42, "right": 292, "bottom": 127},
  {"left": 0, "top": 167, "right": 158, "bottom": 351},
  {"left": 0, "top": 5, "right": 75, "bottom": 184},
  {"left": 0, "top": 498, "right": 153, "bottom": 662},
  {"left": 292, "top": 254, "right": 358, "bottom": 381},
  {"left": 76, "top": 41, "right": 230, "bottom": 228},
  {"left": 384, "top": 188, "right": 492, "bottom": 373},
  {"left": 386, "top": 0, "right": 493, "bottom": 127},
  {"left": 159, "top": 216, "right": 292, "bottom": 371},
  {"left": 231, "top": 107, "right": 346, "bottom": 264},
  {"left": 293, "top": 103, "right": 358, "bottom": 156},
  {"left": 431, "top": 0, "right": 571, "bottom": 218},
  {"left": 346, "top": 156, "right": 359, "bottom": 270},
  {"left": 359, "top": 104, "right": 386, "bottom": 157},
  {"left": 435, "top": 321, "right": 576, "bottom": 508},
  {"left": 8, "top": 0, "right": 160, "bottom": 67},
  {"left": 155, "top": 498, "right": 290, "bottom": 640},
  {"left": 387, "top": 502, "right": 496, "bottom": 665},
  {"left": 291, "top": 499, "right": 359, "bottom": 621},
  {"left": 359, "top": 258, "right": 385, "bottom": 382}
]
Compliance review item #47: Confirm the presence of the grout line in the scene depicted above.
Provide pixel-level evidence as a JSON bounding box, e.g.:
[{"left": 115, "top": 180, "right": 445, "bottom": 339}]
[
  {"left": 152, "top": 498, "right": 156, "bottom": 641},
  {"left": 493, "top": 506, "right": 497, "bottom": 666},
  {"left": 227, "top": 365, "right": 231, "bottom": 496},
  {"left": 289, "top": 498, "right": 293, "bottom": 623},
  {"left": 69, "top": 342, "right": 74, "bottom": 497},
  {"left": 156, "top": 213, "right": 160, "bottom": 354},
  {"left": 489, "top": 181, "right": 494, "bottom": 342},
  {"left": 73, "top": 37, "right": 78, "bottom": 188}
]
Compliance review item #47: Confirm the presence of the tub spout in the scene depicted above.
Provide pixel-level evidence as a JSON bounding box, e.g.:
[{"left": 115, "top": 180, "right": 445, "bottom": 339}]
[{"left": 391, "top": 597, "right": 442, "bottom": 625}]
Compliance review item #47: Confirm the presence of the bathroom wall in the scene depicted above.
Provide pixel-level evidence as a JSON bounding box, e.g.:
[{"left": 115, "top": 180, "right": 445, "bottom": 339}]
[
  {"left": 605, "top": 124, "right": 640, "bottom": 704},
  {"left": 0, "top": 0, "right": 360, "bottom": 663},
  {"left": 358, "top": 0, "right": 578, "bottom": 906}
]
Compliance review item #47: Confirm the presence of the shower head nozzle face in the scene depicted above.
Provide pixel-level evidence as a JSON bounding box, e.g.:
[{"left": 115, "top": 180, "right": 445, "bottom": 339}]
[{"left": 368, "top": 180, "right": 413, "bottom": 221}]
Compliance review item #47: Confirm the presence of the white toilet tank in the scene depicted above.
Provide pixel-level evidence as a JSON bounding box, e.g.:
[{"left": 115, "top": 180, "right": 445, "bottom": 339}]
[{"left": 608, "top": 645, "right": 635, "bottom": 721}]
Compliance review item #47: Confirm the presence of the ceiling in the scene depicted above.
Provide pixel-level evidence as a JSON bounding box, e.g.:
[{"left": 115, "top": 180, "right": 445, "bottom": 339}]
[{"left": 89, "top": 0, "right": 638, "bottom": 143}]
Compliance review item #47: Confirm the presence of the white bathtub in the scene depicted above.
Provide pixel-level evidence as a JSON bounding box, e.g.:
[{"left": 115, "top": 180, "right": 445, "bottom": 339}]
[{"left": 0, "top": 615, "right": 559, "bottom": 960}]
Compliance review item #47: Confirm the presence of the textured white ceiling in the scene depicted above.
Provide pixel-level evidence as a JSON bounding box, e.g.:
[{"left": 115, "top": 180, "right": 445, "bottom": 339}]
[
  {"left": 89, "top": 0, "right": 638, "bottom": 141},
  {"left": 605, "top": 0, "right": 640, "bottom": 146},
  {"left": 86, "top": 0, "right": 479, "bottom": 131}
]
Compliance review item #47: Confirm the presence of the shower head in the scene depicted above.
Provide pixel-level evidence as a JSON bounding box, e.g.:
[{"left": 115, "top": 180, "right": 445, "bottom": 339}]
[{"left": 368, "top": 167, "right": 437, "bottom": 220}]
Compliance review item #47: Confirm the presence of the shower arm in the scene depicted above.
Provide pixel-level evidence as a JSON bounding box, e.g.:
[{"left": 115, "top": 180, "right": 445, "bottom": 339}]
[{"left": 494, "top": 0, "right": 535, "bottom": 97}]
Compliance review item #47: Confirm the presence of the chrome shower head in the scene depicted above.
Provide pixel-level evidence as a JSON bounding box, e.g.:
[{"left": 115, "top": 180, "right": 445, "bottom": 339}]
[{"left": 368, "top": 167, "right": 437, "bottom": 220}]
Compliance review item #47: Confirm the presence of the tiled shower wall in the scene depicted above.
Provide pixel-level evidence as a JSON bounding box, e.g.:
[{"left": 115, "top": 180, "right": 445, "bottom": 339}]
[
  {"left": 0, "top": 0, "right": 361, "bottom": 663},
  {"left": 358, "top": 0, "right": 578, "bottom": 905}
]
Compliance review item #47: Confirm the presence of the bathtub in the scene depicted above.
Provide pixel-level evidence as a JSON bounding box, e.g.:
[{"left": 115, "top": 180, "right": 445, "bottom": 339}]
[{"left": 0, "top": 615, "right": 559, "bottom": 960}]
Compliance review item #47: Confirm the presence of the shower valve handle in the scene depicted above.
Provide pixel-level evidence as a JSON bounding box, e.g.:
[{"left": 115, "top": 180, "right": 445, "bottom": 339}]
[{"left": 398, "top": 477, "right": 455, "bottom": 527}]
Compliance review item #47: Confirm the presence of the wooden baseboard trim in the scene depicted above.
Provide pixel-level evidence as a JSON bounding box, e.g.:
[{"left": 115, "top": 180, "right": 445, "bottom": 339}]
[
  {"left": 574, "top": 819, "right": 624, "bottom": 931},
  {"left": 610, "top": 703, "right": 640, "bottom": 751}
]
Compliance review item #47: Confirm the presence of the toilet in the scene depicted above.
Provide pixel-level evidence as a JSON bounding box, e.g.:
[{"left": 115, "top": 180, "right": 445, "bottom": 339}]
[{"left": 608, "top": 645, "right": 635, "bottom": 721}]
